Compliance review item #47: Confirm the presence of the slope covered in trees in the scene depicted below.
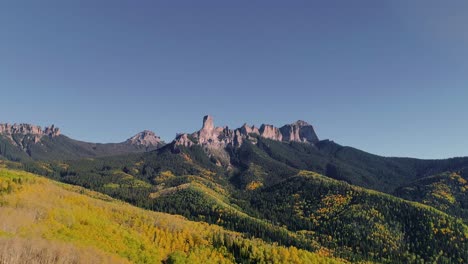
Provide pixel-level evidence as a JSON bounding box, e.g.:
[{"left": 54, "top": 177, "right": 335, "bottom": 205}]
[
  {"left": 0, "top": 167, "right": 342, "bottom": 264},
  {"left": 0, "top": 133, "right": 163, "bottom": 162},
  {"left": 250, "top": 171, "right": 468, "bottom": 263},
  {"left": 5, "top": 134, "right": 468, "bottom": 263},
  {"left": 10, "top": 153, "right": 468, "bottom": 263},
  {"left": 395, "top": 171, "right": 468, "bottom": 222},
  {"left": 246, "top": 138, "right": 468, "bottom": 193}
]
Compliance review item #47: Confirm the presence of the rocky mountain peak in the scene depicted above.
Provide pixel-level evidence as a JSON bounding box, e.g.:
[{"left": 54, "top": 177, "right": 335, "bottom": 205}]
[
  {"left": 280, "top": 120, "right": 318, "bottom": 143},
  {"left": 240, "top": 123, "right": 259, "bottom": 136},
  {"left": 0, "top": 123, "right": 61, "bottom": 147},
  {"left": 292, "top": 120, "right": 311, "bottom": 127},
  {"left": 0, "top": 123, "right": 61, "bottom": 138},
  {"left": 126, "top": 130, "right": 162, "bottom": 147},
  {"left": 202, "top": 115, "right": 215, "bottom": 131},
  {"left": 174, "top": 116, "right": 319, "bottom": 148},
  {"left": 173, "top": 115, "right": 319, "bottom": 168},
  {"left": 259, "top": 124, "right": 283, "bottom": 141},
  {"left": 198, "top": 115, "right": 222, "bottom": 145}
]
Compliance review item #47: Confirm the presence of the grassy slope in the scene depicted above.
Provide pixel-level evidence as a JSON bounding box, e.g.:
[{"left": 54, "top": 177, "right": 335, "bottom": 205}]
[{"left": 0, "top": 167, "right": 342, "bottom": 264}]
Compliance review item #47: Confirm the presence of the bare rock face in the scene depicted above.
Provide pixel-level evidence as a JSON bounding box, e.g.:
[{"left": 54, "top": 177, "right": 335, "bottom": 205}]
[
  {"left": 0, "top": 123, "right": 61, "bottom": 148},
  {"left": 174, "top": 115, "right": 320, "bottom": 167},
  {"left": 202, "top": 115, "right": 214, "bottom": 131},
  {"left": 44, "top": 125, "right": 61, "bottom": 137},
  {"left": 126, "top": 130, "right": 162, "bottom": 147},
  {"left": 175, "top": 116, "right": 319, "bottom": 148},
  {"left": 259, "top": 124, "right": 283, "bottom": 141},
  {"left": 174, "top": 116, "right": 234, "bottom": 166},
  {"left": 174, "top": 133, "right": 194, "bottom": 147},
  {"left": 239, "top": 124, "right": 259, "bottom": 136},
  {"left": 0, "top": 123, "right": 61, "bottom": 138},
  {"left": 280, "top": 120, "right": 319, "bottom": 143},
  {"left": 198, "top": 115, "right": 219, "bottom": 144}
]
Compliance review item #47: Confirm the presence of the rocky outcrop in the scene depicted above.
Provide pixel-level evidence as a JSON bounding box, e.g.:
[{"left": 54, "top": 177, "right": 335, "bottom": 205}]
[
  {"left": 126, "top": 130, "right": 163, "bottom": 147},
  {"left": 174, "top": 116, "right": 231, "bottom": 166},
  {"left": 174, "top": 133, "right": 194, "bottom": 148},
  {"left": 174, "top": 115, "right": 320, "bottom": 166},
  {"left": 0, "top": 123, "right": 60, "bottom": 140},
  {"left": 43, "top": 125, "right": 61, "bottom": 137},
  {"left": 0, "top": 123, "right": 61, "bottom": 148},
  {"left": 197, "top": 115, "right": 223, "bottom": 145},
  {"left": 259, "top": 124, "right": 283, "bottom": 141},
  {"left": 239, "top": 123, "right": 260, "bottom": 136},
  {"left": 279, "top": 120, "right": 319, "bottom": 143},
  {"left": 175, "top": 116, "right": 319, "bottom": 148},
  {"left": 0, "top": 123, "right": 165, "bottom": 160},
  {"left": 232, "top": 124, "right": 256, "bottom": 146}
]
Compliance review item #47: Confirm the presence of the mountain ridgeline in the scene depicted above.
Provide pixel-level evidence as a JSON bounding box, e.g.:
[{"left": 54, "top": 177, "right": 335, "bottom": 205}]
[
  {"left": 1, "top": 116, "right": 468, "bottom": 263},
  {"left": 0, "top": 123, "right": 164, "bottom": 161}
]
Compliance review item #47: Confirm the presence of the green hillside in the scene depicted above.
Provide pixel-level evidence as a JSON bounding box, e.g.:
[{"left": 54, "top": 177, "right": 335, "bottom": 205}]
[
  {"left": 250, "top": 171, "right": 468, "bottom": 263},
  {"left": 4, "top": 135, "right": 468, "bottom": 263},
  {"left": 12, "top": 150, "right": 468, "bottom": 263},
  {"left": 395, "top": 171, "right": 468, "bottom": 221},
  {"left": 0, "top": 167, "right": 342, "bottom": 264},
  {"left": 0, "top": 134, "right": 162, "bottom": 162}
]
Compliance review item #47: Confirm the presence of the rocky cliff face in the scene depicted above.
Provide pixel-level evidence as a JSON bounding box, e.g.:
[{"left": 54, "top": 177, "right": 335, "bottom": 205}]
[
  {"left": 0, "top": 123, "right": 60, "bottom": 137},
  {"left": 174, "top": 115, "right": 319, "bottom": 166},
  {"left": 0, "top": 123, "right": 165, "bottom": 160},
  {"left": 175, "top": 115, "right": 319, "bottom": 147},
  {"left": 126, "top": 130, "right": 163, "bottom": 147},
  {"left": 259, "top": 124, "right": 283, "bottom": 141},
  {"left": 0, "top": 123, "right": 61, "bottom": 145},
  {"left": 279, "top": 120, "right": 319, "bottom": 143}
]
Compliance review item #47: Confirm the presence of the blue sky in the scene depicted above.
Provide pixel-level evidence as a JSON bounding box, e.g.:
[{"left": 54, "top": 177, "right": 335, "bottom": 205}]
[{"left": 0, "top": 1, "right": 467, "bottom": 159}]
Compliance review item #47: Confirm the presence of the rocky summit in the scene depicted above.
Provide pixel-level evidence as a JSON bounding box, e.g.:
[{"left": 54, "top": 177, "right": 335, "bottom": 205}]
[
  {"left": 126, "top": 130, "right": 162, "bottom": 147},
  {"left": 175, "top": 115, "right": 319, "bottom": 148},
  {"left": 0, "top": 123, "right": 165, "bottom": 160},
  {"left": 0, "top": 123, "right": 60, "bottom": 144},
  {"left": 280, "top": 120, "right": 319, "bottom": 143},
  {"left": 0, "top": 123, "right": 60, "bottom": 137}
]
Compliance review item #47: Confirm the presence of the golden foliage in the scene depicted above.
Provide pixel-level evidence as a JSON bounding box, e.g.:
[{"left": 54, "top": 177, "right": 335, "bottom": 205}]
[
  {"left": 246, "top": 181, "right": 263, "bottom": 191},
  {"left": 153, "top": 170, "right": 176, "bottom": 184},
  {"left": 0, "top": 237, "right": 129, "bottom": 264},
  {"left": 0, "top": 168, "right": 342, "bottom": 264}
]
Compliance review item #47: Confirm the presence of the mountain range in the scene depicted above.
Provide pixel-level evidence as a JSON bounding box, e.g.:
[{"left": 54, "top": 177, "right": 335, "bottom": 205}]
[
  {"left": 1, "top": 116, "right": 467, "bottom": 263},
  {"left": 0, "top": 123, "right": 164, "bottom": 161}
]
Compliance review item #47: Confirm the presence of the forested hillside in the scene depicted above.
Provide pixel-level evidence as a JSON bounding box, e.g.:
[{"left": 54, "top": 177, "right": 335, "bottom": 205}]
[
  {"left": 10, "top": 151, "right": 468, "bottom": 263},
  {"left": 395, "top": 171, "right": 468, "bottom": 222},
  {"left": 0, "top": 167, "right": 341, "bottom": 264},
  {"left": 3, "top": 120, "right": 468, "bottom": 263}
]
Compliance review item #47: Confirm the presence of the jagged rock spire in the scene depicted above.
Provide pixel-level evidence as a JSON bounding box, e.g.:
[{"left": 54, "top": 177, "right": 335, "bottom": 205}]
[
  {"left": 175, "top": 115, "right": 319, "bottom": 148},
  {"left": 202, "top": 115, "right": 214, "bottom": 131}
]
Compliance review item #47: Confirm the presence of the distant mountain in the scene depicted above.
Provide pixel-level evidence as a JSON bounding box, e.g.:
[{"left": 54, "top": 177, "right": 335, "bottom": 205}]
[
  {"left": 3, "top": 116, "right": 468, "bottom": 263},
  {"left": 0, "top": 123, "right": 164, "bottom": 161},
  {"left": 175, "top": 115, "right": 319, "bottom": 147},
  {"left": 166, "top": 116, "right": 468, "bottom": 193},
  {"left": 173, "top": 115, "right": 319, "bottom": 166},
  {"left": 9, "top": 116, "right": 468, "bottom": 194}
]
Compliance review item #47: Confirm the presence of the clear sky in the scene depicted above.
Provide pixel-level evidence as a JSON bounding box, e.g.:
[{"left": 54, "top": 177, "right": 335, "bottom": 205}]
[{"left": 1, "top": 1, "right": 467, "bottom": 159}]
